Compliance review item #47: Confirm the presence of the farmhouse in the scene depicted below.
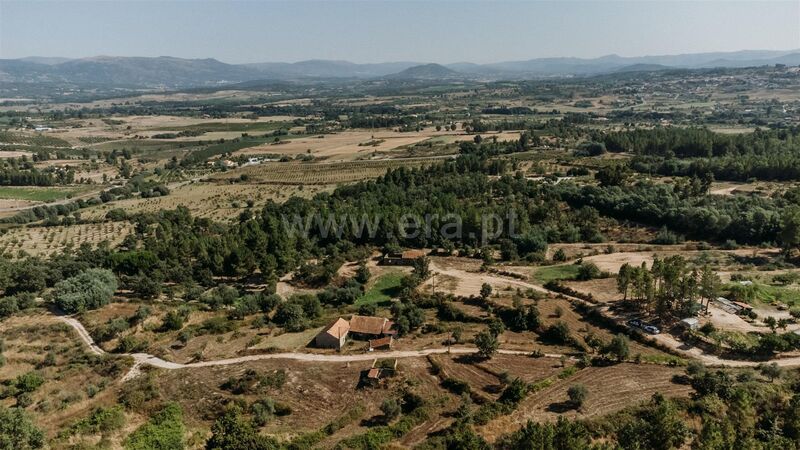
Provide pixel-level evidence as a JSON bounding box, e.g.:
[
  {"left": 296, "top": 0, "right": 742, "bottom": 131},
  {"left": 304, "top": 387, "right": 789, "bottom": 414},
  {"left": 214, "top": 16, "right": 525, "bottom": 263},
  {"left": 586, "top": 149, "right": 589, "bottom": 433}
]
[
  {"left": 349, "top": 315, "right": 396, "bottom": 340},
  {"left": 314, "top": 315, "right": 395, "bottom": 349},
  {"left": 315, "top": 317, "right": 350, "bottom": 350},
  {"left": 382, "top": 249, "right": 427, "bottom": 266}
]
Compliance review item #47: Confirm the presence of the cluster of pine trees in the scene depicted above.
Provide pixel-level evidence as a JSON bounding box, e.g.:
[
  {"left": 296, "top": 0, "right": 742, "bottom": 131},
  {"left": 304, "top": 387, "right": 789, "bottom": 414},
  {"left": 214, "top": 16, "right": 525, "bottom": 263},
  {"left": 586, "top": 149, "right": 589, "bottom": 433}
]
[{"left": 616, "top": 256, "right": 720, "bottom": 319}]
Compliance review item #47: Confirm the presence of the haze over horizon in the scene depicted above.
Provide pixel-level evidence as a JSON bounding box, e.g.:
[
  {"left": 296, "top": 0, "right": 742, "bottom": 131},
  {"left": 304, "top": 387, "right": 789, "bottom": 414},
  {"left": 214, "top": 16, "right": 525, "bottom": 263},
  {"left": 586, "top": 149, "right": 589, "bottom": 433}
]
[{"left": 2, "top": 0, "right": 799, "bottom": 65}]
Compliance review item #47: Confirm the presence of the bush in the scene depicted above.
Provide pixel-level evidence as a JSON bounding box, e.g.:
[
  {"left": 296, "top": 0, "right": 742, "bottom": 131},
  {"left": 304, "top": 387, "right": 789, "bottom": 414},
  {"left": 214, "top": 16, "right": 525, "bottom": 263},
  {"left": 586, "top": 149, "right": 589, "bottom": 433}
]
[
  {"left": 441, "top": 377, "right": 471, "bottom": 395},
  {"left": 273, "top": 302, "right": 309, "bottom": 332},
  {"left": 567, "top": 384, "right": 588, "bottom": 409},
  {"left": 116, "top": 336, "right": 147, "bottom": 353},
  {"left": 161, "top": 310, "right": 187, "bottom": 331},
  {"left": 0, "top": 404, "right": 44, "bottom": 449},
  {"left": 250, "top": 398, "right": 275, "bottom": 427},
  {"left": 604, "top": 334, "right": 630, "bottom": 362},
  {"left": 206, "top": 408, "right": 278, "bottom": 450},
  {"left": 543, "top": 321, "right": 571, "bottom": 345},
  {"left": 14, "top": 371, "right": 45, "bottom": 393},
  {"left": 124, "top": 403, "right": 185, "bottom": 450},
  {"left": 52, "top": 269, "right": 117, "bottom": 314},
  {"left": 576, "top": 262, "right": 601, "bottom": 281},
  {"left": 68, "top": 406, "right": 125, "bottom": 436},
  {"left": 652, "top": 227, "right": 683, "bottom": 245},
  {"left": 380, "top": 399, "right": 401, "bottom": 424}
]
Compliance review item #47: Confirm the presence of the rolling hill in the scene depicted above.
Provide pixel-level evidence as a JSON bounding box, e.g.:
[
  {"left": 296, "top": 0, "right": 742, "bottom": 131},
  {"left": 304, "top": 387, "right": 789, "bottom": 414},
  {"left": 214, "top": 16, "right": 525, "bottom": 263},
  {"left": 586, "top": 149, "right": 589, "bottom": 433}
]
[{"left": 1, "top": 49, "right": 798, "bottom": 88}]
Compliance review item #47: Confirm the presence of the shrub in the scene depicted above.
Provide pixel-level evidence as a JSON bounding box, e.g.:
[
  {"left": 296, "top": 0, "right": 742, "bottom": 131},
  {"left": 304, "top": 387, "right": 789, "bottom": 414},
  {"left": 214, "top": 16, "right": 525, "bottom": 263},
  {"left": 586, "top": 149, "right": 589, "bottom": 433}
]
[
  {"left": 14, "top": 371, "right": 45, "bottom": 393},
  {"left": 161, "top": 310, "right": 187, "bottom": 331},
  {"left": 543, "top": 321, "right": 571, "bottom": 345},
  {"left": 604, "top": 334, "right": 630, "bottom": 362},
  {"left": 52, "top": 269, "right": 117, "bottom": 314},
  {"left": 567, "top": 384, "right": 588, "bottom": 409},
  {"left": 250, "top": 398, "right": 275, "bottom": 427},
  {"left": 206, "top": 408, "right": 279, "bottom": 450},
  {"left": 441, "top": 377, "right": 471, "bottom": 395},
  {"left": 124, "top": 403, "right": 185, "bottom": 450},
  {"left": 0, "top": 404, "right": 44, "bottom": 449},
  {"left": 652, "top": 227, "right": 683, "bottom": 245},
  {"left": 576, "top": 262, "right": 601, "bottom": 281},
  {"left": 380, "top": 399, "right": 401, "bottom": 424},
  {"left": 68, "top": 406, "right": 125, "bottom": 436}
]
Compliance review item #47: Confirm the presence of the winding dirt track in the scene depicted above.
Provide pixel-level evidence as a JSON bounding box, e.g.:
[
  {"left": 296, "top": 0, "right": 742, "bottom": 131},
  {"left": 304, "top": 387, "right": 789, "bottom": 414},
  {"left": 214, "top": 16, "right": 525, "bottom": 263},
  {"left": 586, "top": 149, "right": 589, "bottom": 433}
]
[
  {"left": 57, "top": 316, "right": 562, "bottom": 381},
  {"left": 58, "top": 262, "right": 800, "bottom": 382}
]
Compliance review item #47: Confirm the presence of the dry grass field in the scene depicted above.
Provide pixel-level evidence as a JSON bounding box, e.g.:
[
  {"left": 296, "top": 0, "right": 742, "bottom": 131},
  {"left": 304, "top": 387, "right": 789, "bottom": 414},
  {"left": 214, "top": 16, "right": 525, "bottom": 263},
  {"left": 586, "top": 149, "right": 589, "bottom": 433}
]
[
  {"left": 0, "top": 313, "right": 134, "bottom": 443},
  {"left": 477, "top": 363, "right": 693, "bottom": 442},
  {"left": 233, "top": 129, "right": 459, "bottom": 161},
  {"left": 150, "top": 353, "right": 448, "bottom": 444},
  {"left": 232, "top": 129, "right": 518, "bottom": 161},
  {"left": 212, "top": 158, "right": 440, "bottom": 185}
]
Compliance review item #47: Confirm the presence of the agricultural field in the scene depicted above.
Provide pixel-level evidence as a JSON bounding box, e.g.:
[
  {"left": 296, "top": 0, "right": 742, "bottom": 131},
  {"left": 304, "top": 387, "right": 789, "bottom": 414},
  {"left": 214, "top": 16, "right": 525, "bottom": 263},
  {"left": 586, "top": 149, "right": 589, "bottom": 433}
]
[
  {"left": 212, "top": 158, "right": 440, "bottom": 185},
  {"left": 1, "top": 55, "right": 800, "bottom": 450},
  {"left": 477, "top": 363, "right": 693, "bottom": 442},
  {"left": 0, "top": 186, "right": 91, "bottom": 203},
  {"left": 0, "top": 222, "right": 133, "bottom": 257},
  {"left": 81, "top": 182, "right": 332, "bottom": 221}
]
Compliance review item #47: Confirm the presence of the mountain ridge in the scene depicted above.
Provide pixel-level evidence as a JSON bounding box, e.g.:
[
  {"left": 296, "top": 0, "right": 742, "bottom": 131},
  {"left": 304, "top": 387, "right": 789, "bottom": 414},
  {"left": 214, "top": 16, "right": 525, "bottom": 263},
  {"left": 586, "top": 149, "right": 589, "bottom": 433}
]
[{"left": 1, "top": 49, "right": 798, "bottom": 87}]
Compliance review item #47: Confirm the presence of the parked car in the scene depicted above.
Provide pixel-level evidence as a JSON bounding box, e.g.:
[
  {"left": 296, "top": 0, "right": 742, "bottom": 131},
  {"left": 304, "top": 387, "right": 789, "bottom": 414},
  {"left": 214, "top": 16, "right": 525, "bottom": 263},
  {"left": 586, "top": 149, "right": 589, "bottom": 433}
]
[
  {"left": 627, "top": 319, "right": 642, "bottom": 328},
  {"left": 642, "top": 325, "right": 660, "bottom": 335}
]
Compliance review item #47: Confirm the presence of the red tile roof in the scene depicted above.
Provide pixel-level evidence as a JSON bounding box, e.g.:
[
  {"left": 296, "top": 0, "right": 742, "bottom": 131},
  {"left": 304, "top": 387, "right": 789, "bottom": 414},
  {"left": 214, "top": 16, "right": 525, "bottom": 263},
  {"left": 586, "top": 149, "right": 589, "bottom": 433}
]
[
  {"left": 369, "top": 336, "right": 393, "bottom": 349},
  {"left": 322, "top": 317, "right": 350, "bottom": 338},
  {"left": 349, "top": 315, "right": 388, "bottom": 335}
]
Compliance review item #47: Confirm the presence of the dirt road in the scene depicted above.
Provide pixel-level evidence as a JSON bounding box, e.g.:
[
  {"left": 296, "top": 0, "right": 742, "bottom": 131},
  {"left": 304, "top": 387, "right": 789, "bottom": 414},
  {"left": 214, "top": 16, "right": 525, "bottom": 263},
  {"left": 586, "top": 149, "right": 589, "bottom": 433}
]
[
  {"left": 425, "top": 261, "right": 800, "bottom": 368},
  {"left": 57, "top": 316, "right": 558, "bottom": 381},
  {"left": 58, "top": 260, "right": 800, "bottom": 381}
]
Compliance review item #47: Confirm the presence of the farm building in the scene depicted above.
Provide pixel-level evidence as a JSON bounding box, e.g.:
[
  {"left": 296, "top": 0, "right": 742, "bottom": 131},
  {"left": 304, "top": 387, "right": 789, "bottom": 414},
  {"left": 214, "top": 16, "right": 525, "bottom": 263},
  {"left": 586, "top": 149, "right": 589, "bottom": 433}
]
[
  {"left": 361, "top": 358, "right": 398, "bottom": 386},
  {"left": 349, "top": 315, "right": 396, "bottom": 340},
  {"left": 714, "top": 297, "right": 742, "bottom": 314},
  {"left": 369, "top": 336, "right": 393, "bottom": 351},
  {"left": 382, "top": 249, "right": 427, "bottom": 266},
  {"left": 315, "top": 315, "right": 395, "bottom": 349},
  {"left": 679, "top": 317, "right": 699, "bottom": 330},
  {"left": 315, "top": 317, "right": 350, "bottom": 350}
]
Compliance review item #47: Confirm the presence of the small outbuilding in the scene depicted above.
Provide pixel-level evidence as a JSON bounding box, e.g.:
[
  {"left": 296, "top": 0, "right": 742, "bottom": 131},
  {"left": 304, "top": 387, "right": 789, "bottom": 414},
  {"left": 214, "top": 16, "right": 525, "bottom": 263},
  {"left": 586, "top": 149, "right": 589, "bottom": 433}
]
[
  {"left": 382, "top": 249, "right": 427, "bottom": 266},
  {"left": 369, "top": 336, "right": 393, "bottom": 351},
  {"left": 679, "top": 317, "right": 699, "bottom": 331}
]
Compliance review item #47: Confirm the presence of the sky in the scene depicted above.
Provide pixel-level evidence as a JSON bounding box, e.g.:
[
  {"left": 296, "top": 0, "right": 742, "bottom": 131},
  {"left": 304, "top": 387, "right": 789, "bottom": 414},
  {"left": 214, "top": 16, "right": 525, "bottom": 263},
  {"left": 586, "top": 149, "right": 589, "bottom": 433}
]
[{"left": 1, "top": 0, "right": 798, "bottom": 64}]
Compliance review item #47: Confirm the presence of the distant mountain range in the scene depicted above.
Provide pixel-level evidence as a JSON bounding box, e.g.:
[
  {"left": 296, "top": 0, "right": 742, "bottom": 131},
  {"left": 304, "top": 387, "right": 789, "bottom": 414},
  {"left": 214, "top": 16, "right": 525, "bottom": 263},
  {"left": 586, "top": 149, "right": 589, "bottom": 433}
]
[{"left": 1, "top": 49, "right": 798, "bottom": 88}]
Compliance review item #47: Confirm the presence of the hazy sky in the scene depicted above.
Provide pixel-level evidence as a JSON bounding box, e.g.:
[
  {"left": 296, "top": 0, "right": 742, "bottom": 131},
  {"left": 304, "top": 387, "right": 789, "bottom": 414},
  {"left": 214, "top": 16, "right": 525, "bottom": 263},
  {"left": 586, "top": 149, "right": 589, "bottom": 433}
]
[{"left": 1, "top": 0, "right": 798, "bottom": 63}]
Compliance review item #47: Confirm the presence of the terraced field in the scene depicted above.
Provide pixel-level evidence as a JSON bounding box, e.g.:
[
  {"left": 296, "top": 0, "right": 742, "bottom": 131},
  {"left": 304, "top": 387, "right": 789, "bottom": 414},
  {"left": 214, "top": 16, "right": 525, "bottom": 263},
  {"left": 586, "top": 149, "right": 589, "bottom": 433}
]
[
  {"left": 213, "top": 158, "right": 441, "bottom": 185},
  {"left": 478, "top": 363, "right": 693, "bottom": 442}
]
